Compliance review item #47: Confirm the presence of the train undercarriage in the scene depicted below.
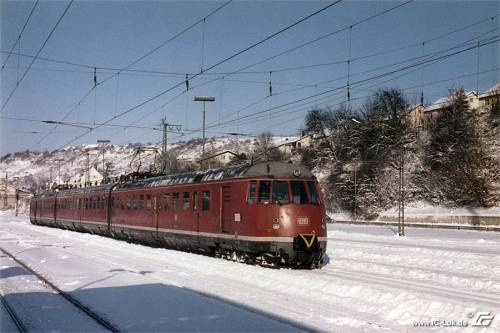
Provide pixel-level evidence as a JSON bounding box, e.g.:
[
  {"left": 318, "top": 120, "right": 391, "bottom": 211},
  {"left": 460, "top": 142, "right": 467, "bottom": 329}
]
[{"left": 31, "top": 217, "right": 326, "bottom": 268}]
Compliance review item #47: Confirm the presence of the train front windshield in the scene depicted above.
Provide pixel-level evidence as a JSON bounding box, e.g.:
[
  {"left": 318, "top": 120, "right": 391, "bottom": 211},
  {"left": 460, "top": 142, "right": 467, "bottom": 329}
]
[{"left": 247, "top": 180, "right": 320, "bottom": 205}]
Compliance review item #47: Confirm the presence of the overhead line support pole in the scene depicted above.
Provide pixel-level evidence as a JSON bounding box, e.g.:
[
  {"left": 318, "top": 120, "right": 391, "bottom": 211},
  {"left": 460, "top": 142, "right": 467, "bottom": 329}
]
[
  {"left": 194, "top": 96, "right": 215, "bottom": 170},
  {"left": 160, "top": 118, "right": 181, "bottom": 174}
]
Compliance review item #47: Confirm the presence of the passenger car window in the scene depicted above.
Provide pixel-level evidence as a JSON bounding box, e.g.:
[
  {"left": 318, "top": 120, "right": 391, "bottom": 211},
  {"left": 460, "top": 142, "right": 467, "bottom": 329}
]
[
  {"left": 202, "top": 191, "right": 210, "bottom": 211},
  {"left": 307, "top": 181, "right": 320, "bottom": 204},
  {"left": 272, "top": 181, "right": 290, "bottom": 204},
  {"left": 164, "top": 193, "right": 170, "bottom": 210},
  {"left": 291, "top": 181, "right": 309, "bottom": 204},
  {"left": 183, "top": 192, "right": 190, "bottom": 210},
  {"left": 146, "top": 194, "right": 152, "bottom": 209},
  {"left": 173, "top": 193, "right": 179, "bottom": 210},
  {"left": 193, "top": 191, "right": 198, "bottom": 210},
  {"left": 139, "top": 195, "right": 144, "bottom": 210},
  {"left": 247, "top": 180, "right": 257, "bottom": 204},
  {"left": 258, "top": 181, "right": 271, "bottom": 204}
]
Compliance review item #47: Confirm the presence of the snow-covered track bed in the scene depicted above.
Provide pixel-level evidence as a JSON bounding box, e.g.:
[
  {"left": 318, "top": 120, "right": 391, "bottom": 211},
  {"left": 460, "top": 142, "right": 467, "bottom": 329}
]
[
  {"left": 1, "top": 212, "right": 499, "bottom": 332},
  {"left": 0, "top": 292, "right": 26, "bottom": 333},
  {"left": 0, "top": 247, "right": 118, "bottom": 332}
]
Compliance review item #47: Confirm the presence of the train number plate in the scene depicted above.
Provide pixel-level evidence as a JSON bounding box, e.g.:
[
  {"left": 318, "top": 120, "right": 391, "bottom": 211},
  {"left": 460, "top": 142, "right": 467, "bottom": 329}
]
[{"left": 297, "top": 217, "right": 309, "bottom": 225}]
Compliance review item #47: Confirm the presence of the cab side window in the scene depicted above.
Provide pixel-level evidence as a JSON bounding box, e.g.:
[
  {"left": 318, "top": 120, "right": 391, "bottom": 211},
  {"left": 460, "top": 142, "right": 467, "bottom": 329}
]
[
  {"left": 307, "top": 181, "right": 320, "bottom": 204},
  {"left": 291, "top": 181, "right": 309, "bottom": 204},
  {"left": 258, "top": 180, "right": 271, "bottom": 204},
  {"left": 247, "top": 180, "right": 257, "bottom": 204}
]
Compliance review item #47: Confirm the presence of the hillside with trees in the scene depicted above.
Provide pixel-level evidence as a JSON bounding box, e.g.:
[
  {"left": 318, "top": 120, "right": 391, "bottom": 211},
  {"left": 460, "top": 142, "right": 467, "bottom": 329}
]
[{"left": 301, "top": 88, "right": 500, "bottom": 218}]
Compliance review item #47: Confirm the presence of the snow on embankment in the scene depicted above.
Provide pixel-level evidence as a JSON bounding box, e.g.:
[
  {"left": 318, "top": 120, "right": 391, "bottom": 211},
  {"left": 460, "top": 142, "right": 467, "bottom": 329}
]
[{"left": 1, "top": 211, "right": 499, "bottom": 332}]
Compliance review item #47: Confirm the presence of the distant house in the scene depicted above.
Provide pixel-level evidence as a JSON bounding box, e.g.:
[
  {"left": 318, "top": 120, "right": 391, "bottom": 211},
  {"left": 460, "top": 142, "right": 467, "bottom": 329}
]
[
  {"left": 201, "top": 150, "right": 245, "bottom": 168},
  {"left": 0, "top": 183, "right": 31, "bottom": 210},
  {"left": 424, "top": 90, "right": 478, "bottom": 120},
  {"left": 478, "top": 82, "right": 500, "bottom": 111},
  {"left": 274, "top": 136, "right": 311, "bottom": 155},
  {"left": 406, "top": 104, "right": 425, "bottom": 130},
  {"left": 67, "top": 166, "right": 103, "bottom": 188}
]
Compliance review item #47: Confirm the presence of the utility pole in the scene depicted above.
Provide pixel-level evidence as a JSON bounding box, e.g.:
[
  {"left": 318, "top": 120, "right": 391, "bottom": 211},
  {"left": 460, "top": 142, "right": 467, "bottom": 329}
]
[
  {"left": 13, "top": 176, "right": 19, "bottom": 216},
  {"left": 396, "top": 141, "right": 410, "bottom": 236},
  {"left": 49, "top": 167, "right": 53, "bottom": 190},
  {"left": 86, "top": 150, "right": 90, "bottom": 187},
  {"left": 160, "top": 117, "right": 181, "bottom": 174},
  {"left": 397, "top": 145, "right": 402, "bottom": 236},
  {"left": 3, "top": 173, "right": 7, "bottom": 209},
  {"left": 401, "top": 144, "right": 405, "bottom": 236},
  {"left": 353, "top": 162, "right": 357, "bottom": 223},
  {"left": 56, "top": 159, "right": 64, "bottom": 188},
  {"left": 97, "top": 140, "right": 111, "bottom": 183},
  {"left": 194, "top": 96, "right": 215, "bottom": 170}
]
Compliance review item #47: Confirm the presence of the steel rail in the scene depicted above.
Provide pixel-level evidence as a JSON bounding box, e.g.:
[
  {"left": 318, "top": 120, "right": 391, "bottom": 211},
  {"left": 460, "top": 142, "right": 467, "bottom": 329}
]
[
  {"left": 0, "top": 293, "right": 27, "bottom": 333},
  {"left": 0, "top": 247, "right": 119, "bottom": 333}
]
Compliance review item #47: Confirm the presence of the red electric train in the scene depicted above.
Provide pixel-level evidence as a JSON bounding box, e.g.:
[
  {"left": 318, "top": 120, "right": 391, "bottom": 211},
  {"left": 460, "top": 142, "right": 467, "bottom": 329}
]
[{"left": 29, "top": 162, "right": 327, "bottom": 267}]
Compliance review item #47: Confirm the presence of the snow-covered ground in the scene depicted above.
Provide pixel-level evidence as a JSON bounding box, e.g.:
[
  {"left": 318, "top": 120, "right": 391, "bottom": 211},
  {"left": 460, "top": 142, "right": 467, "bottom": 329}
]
[
  {"left": 1, "top": 211, "right": 499, "bottom": 332},
  {"left": 330, "top": 203, "right": 500, "bottom": 225}
]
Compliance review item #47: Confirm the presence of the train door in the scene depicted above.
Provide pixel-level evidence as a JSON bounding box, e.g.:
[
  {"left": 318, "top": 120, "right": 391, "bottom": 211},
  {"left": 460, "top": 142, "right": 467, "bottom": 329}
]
[
  {"left": 154, "top": 193, "right": 159, "bottom": 235},
  {"left": 221, "top": 185, "right": 231, "bottom": 233},
  {"left": 31, "top": 199, "right": 37, "bottom": 222}
]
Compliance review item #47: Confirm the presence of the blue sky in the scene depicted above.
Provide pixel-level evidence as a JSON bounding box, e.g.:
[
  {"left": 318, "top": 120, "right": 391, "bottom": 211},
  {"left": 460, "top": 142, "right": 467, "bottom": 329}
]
[{"left": 1, "top": 0, "right": 498, "bottom": 154}]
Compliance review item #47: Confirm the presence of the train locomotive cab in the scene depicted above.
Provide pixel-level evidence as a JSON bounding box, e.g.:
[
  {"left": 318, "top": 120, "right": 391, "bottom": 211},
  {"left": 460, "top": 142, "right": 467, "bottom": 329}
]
[{"left": 238, "top": 162, "right": 327, "bottom": 267}]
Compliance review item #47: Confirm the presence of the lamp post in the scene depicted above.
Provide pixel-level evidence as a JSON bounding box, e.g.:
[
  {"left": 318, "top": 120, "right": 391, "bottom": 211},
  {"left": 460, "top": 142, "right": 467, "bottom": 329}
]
[
  {"left": 194, "top": 96, "right": 215, "bottom": 169},
  {"left": 97, "top": 140, "right": 111, "bottom": 183},
  {"left": 13, "top": 176, "right": 19, "bottom": 216},
  {"left": 55, "top": 159, "right": 64, "bottom": 188},
  {"left": 351, "top": 118, "right": 361, "bottom": 223}
]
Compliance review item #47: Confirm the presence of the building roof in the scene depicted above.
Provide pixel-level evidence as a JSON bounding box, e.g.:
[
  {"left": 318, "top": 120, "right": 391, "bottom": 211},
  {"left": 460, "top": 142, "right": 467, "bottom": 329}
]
[
  {"left": 479, "top": 82, "right": 500, "bottom": 98},
  {"left": 36, "top": 162, "right": 315, "bottom": 198},
  {"left": 424, "top": 96, "right": 450, "bottom": 113},
  {"left": 424, "top": 91, "right": 477, "bottom": 113}
]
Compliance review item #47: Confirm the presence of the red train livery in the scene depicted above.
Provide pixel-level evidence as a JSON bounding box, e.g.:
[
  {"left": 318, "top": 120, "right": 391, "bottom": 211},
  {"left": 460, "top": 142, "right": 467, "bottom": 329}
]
[{"left": 30, "top": 162, "right": 327, "bottom": 266}]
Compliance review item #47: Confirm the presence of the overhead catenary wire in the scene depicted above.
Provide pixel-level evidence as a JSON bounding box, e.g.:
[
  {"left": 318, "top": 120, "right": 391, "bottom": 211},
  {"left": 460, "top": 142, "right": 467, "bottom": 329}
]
[
  {"left": 1, "top": 0, "right": 39, "bottom": 71},
  {"left": 5, "top": 2, "right": 498, "bottom": 168},
  {"left": 1, "top": 0, "right": 74, "bottom": 113},
  {"left": 188, "top": 37, "right": 499, "bottom": 133},
  {"left": 52, "top": 1, "right": 345, "bottom": 151},
  {"left": 119, "top": 0, "right": 497, "bottom": 138},
  {"left": 200, "top": 32, "right": 498, "bottom": 131},
  {"left": 5, "top": 29, "right": 494, "bottom": 147},
  {"left": 33, "top": 0, "right": 233, "bottom": 148},
  {"left": 99, "top": 29, "right": 499, "bottom": 149},
  {"left": 2, "top": 11, "right": 496, "bottom": 79}
]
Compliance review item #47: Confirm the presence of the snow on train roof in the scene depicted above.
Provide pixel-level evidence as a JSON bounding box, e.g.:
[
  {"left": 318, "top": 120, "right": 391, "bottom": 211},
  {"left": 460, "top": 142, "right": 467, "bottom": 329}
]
[
  {"left": 119, "top": 162, "right": 315, "bottom": 190},
  {"left": 37, "top": 162, "right": 314, "bottom": 197}
]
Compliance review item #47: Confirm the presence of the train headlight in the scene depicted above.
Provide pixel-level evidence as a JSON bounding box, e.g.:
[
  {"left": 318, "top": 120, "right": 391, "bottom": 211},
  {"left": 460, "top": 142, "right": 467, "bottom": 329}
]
[
  {"left": 321, "top": 217, "right": 326, "bottom": 229},
  {"left": 272, "top": 218, "right": 280, "bottom": 230}
]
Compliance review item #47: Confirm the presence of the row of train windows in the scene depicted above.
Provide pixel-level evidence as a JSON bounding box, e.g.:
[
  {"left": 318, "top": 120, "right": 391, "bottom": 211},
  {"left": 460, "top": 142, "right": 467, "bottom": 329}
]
[
  {"left": 49, "top": 191, "right": 211, "bottom": 212},
  {"left": 247, "top": 180, "right": 319, "bottom": 205},
  {"left": 111, "top": 191, "right": 210, "bottom": 211}
]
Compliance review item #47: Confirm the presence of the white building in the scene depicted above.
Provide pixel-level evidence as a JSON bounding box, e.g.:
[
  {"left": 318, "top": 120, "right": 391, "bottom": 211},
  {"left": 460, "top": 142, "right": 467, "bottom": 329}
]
[{"left": 67, "top": 166, "right": 103, "bottom": 187}]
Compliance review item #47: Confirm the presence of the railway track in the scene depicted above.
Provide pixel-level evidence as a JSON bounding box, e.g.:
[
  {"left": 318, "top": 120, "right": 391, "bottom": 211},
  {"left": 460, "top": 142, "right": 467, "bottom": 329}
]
[
  {"left": 321, "top": 268, "right": 500, "bottom": 307},
  {"left": 0, "top": 247, "right": 119, "bottom": 333},
  {"left": 329, "top": 237, "right": 500, "bottom": 256},
  {"left": 0, "top": 293, "right": 26, "bottom": 333}
]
